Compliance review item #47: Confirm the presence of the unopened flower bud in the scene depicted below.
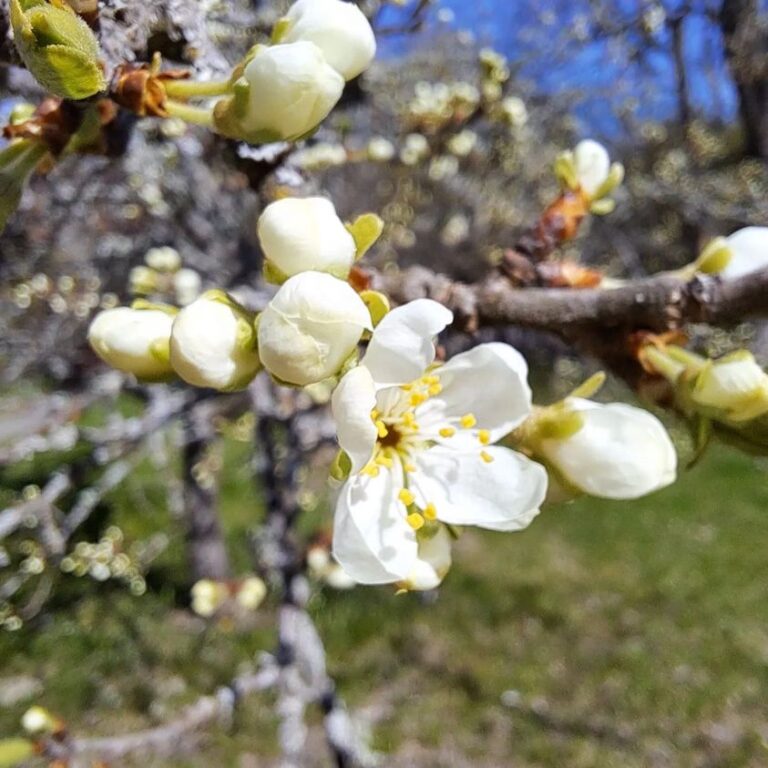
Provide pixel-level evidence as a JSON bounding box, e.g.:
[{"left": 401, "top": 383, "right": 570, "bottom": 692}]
[
  {"left": 535, "top": 398, "right": 676, "bottom": 500},
  {"left": 129, "top": 265, "right": 158, "bottom": 295},
  {"left": 169, "top": 291, "right": 261, "bottom": 391},
  {"left": 191, "top": 579, "right": 227, "bottom": 618},
  {"left": 258, "top": 271, "right": 371, "bottom": 386},
  {"left": 88, "top": 305, "right": 175, "bottom": 380},
  {"left": 173, "top": 268, "right": 202, "bottom": 305},
  {"left": 144, "top": 246, "right": 181, "bottom": 273},
  {"left": 21, "top": 706, "right": 56, "bottom": 735},
  {"left": 367, "top": 136, "right": 396, "bottom": 162},
  {"left": 278, "top": 0, "right": 376, "bottom": 81},
  {"left": 235, "top": 576, "right": 267, "bottom": 610},
  {"left": 556, "top": 140, "right": 624, "bottom": 202},
  {"left": 716, "top": 227, "right": 768, "bottom": 280},
  {"left": 213, "top": 42, "right": 344, "bottom": 144},
  {"left": 10, "top": 0, "right": 105, "bottom": 100},
  {"left": 692, "top": 351, "right": 768, "bottom": 423},
  {"left": 257, "top": 197, "right": 356, "bottom": 280}
]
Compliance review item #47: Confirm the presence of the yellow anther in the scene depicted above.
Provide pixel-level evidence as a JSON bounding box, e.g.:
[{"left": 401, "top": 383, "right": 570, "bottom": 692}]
[
  {"left": 428, "top": 383, "right": 443, "bottom": 396},
  {"left": 362, "top": 463, "right": 380, "bottom": 477},
  {"left": 423, "top": 503, "right": 437, "bottom": 520},
  {"left": 423, "top": 374, "right": 440, "bottom": 385},
  {"left": 402, "top": 412, "right": 417, "bottom": 427},
  {"left": 478, "top": 429, "right": 491, "bottom": 445},
  {"left": 375, "top": 420, "right": 388, "bottom": 438},
  {"left": 480, "top": 450, "right": 494, "bottom": 464},
  {"left": 460, "top": 413, "right": 477, "bottom": 428},
  {"left": 439, "top": 427, "right": 456, "bottom": 438},
  {"left": 376, "top": 453, "right": 394, "bottom": 468},
  {"left": 407, "top": 512, "right": 425, "bottom": 530},
  {"left": 371, "top": 409, "right": 380, "bottom": 420},
  {"left": 410, "top": 392, "right": 427, "bottom": 407},
  {"left": 400, "top": 383, "right": 413, "bottom": 392},
  {"left": 398, "top": 488, "right": 415, "bottom": 506},
  {"left": 404, "top": 462, "right": 416, "bottom": 473}
]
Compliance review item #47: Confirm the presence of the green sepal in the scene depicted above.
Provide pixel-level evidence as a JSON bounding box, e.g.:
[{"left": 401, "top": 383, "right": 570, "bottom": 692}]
[
  {"left": 359, "top": 289, "right": 390, "bottom": 327},
  {"left": 130, "top": 299, "right": 179, "bottom": 316},
  {"left": 330, "top": 450, "right": 352, "bottom": 482},
  {"left": 346, "top": 213, "right": 384, "bottom": 260},
  {"left": 591, "top": 162, "right": 625, "bottom": 201},
  {"left": 535, "top": 408, "right": 585, "bottom": 440},
  {"left": 262, "top": 259, "right": 290, "bottom": 286},
  {"left": 686, "top": 415, "right": 712, "bottom": 469},
  {"left": 10, "top": 0, "right": 105, "bottom": 100},
  {"left": 271, "top": 16, "right": 292, "bottom": 44},
  {"left": 553, "top": 151, "right": 578, "bottom": 191},
  {"left": 0, "top": 738, "right": 34, "bottom": 767},
  {"left": 589, "top": 197, "right": 616, "bottom": 216},
  {"left": 695, "top": 237, "right": 732, "bottom": 275}
]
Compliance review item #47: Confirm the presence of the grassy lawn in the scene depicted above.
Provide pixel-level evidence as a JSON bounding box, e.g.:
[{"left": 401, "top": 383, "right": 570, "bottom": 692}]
[{"left": 1, "top": 440, "right": 767, "bottom": 767}]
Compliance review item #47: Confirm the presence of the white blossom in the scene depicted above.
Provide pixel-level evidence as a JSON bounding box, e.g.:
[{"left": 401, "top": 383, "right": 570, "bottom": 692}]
[
  {"left": 538, "top": 398, "right": 677, "bottom": 500},
  {"left": 173, "top": 268, "right": 202, "bottom": 305},
  {"left": 227, "top": 42, "right": 344, "bottom": 142},
  {"left": 692, "top": 351, "right": 768, "bottom": 423},
  {"left": 720, "top": 227, "right": 768, "bottom": 280},
  {"left": 330, "top": 300, "right": 547, "bottom": 588},
  {"left": 169, "top": 292, "right": 260, "bottom": 391},
  {"left": 88, "top": 306, "right": 174, "bottom": 380},
  {"left": 573, "top": 139, "right": 611, "bottom": 197},
  {"left": 236, "top": 576, "right": 267, "bottom": 610},
  {"left": 257, "top": 197, "right": 356, "bottom": 279},
  {"left": 21, "top": 706, "right": 55, "bottom": 735},
  {"left": 144, "top": 246, "right": 181, "bottom": 272},
  {"left": 191, "top": 580, "right": 227, "bottom": 618},
  {"left": 281, "top": 0, "right": 376, "bottom": 81},
  {"left": 258, "top": 271, "right": 372, "bottom": 386}
]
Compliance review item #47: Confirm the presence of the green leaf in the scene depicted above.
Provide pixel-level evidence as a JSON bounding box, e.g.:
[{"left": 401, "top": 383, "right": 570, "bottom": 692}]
[{"left": 0, "top": 139, "right": 48, "bottom": 234}]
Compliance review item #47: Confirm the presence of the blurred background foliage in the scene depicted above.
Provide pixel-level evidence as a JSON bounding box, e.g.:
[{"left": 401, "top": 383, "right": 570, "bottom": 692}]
[{"left": 1, "top": 0, "right": 767, "bottom": 765}]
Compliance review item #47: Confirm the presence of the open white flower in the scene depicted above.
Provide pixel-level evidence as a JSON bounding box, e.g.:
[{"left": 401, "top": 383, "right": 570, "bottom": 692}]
[
  {"left": 720, "top": 227, "right": 768, "bottom": 280},
  {"left": 330, "top": 300, "right": 548, "bottom": 587},
  {"left": 258, "top": 271, "right": 372, "bottom": 386},
  {"left": 257, "top": 197, "right": 356, "bottom": 280},
  {"left": 281, "top": 0, "right": 376, "bottom": 81},
  {"left": 537, "top": 398, "right": 677, "bottom": 500},
  {"left": 692, "top": 351, "right": 768, "bottom": 423},
  {"left": 170, "top": 292, "right": 260, "bottom": 391},
  {"left": 214, "top": 41, "right": 344, "bottom": 143},
  {"left": 88, "top": 306, "right": 174, "bottom": 380}
]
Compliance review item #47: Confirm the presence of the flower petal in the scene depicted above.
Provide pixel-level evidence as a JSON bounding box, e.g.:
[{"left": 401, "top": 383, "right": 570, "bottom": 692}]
[
  {"left": 540, "top": 398, "right": 677, "bottom": 500},
  {"left": 361, "top": 299, "right": 453, "bottom": 388},
  {"left": 417, "top": 343, "right": 532, "bottom": 445},
  {"left": 574, "top": 139, "right": 610, "bottom": 196},
  {"left": 332, "top": 469, "right": 418, "bottom": 584},
  {"left": 331, "top": 366, "right": 378, "bottom": 473},
  {"left": 401, "top": 526, "right": 453, "bottom": 591},
  {"left": 723, "top": 227, "right": 768, "bottom": 280},
  {"left": 409, "top": 445, "right": 547, "bottom": 531}
]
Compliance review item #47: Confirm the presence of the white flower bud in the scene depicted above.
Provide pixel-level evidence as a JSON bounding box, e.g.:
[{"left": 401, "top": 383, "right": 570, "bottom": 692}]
[
  {"left": 538, "top": 398, "right": 677, "bottom": 500},
  {"left": 215, "top": 42, "right": 344, "bottom": 143},
  {"left": 128, "top": 265, "right": 157, "bottom": 295},
  {"left": 692, "top": 352, "right": 768, "bottom": 423},
  {"left": 88, "top": 306, "right": 174, "bottom": 380},
  {"left": 235, "top": 576, "right": 267, "bottom": 610},
  {"left": 367, "top": 136, "right": 396, "bottom": 162},
  {"left": 720, "top": 227, "right": 768, "bottom": 280},
  {"left": 573, "top": 139, "right": 610, "bottom": 197},
  {"left": 169, "top": 292, "right": 261, "bottom": 391},
  {"left": 191, "top": 579, "right": 227, "bottom": 618},
  {"left": 281, "top": 0, "right": 376, "bottom": 81},
  {"left": 22, "top": 706, "right": 55, "bottom": 735},
  {"left": 144, "top": 246, "right": 181, "bottom": 273},
  {"left": 257, "top": 197, "right": 356, "bottom": 280},
  {"left": 258, "top": 271, "right": 372, "bottom": 386},
  {"left": 173, "top": 268, "right": 202, "bottom": 305}
]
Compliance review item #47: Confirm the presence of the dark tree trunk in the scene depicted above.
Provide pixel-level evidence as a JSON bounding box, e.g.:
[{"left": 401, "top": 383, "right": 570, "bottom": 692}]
[{"left": 720, "top": 0, "right": 768, "bottom": 158}]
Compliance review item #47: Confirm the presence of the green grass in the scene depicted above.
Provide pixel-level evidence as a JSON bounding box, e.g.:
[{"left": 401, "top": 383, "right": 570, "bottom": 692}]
[{"left": 1, "top": 442, "right": 767, "bottom": 766}]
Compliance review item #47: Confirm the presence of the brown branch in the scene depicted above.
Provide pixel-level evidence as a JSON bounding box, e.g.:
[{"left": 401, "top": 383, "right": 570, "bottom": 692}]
[{"left": 371, "top": 266, "right": 768, "bottom": 335}]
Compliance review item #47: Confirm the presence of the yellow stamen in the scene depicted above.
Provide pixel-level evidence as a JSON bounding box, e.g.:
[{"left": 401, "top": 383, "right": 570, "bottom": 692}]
[
  {"left": 478, "top": 429, "right": 491, "bottom": 445},
  {"left": 402, "top": 412, "right": 417, "bottom": 428},
  {"left": 480, "top": 450, "right": 494, "bottom": 464},
  {"left": 407, "top": 512, "right": 425, "bottom": 530},
  {"left": 423, "top": 503, "right": 437, "bottom": 520},
  {"left": 376, "top": 453, "right": 394, "bottom": 468},
  {"left": 400, "top": 383, "right": 413, "bottom": 392},
  {"left": 398, "top": 488, "right": 415, "bottom": 506},
  {"left": 460, "top": 413, "right": 477, "bottom": 429},
  {"left": 371, "top": 409, "right": 380, "bottom": 420},
  {"left": 428, "top": 383, "right": 443, "bottom": 396},
  {"left": 375, "top": 420, "right": 388, "bottom": 438},
  {"left": 410, "top": 392, "right": 427, "bottom": 407},
  {"left": 439, "top": 427, "right": 456, "bottom": 438},
  {"left": 362, "top": 463, "right": 380, "bottom": 477},
  {"left": 423, "top": 375, "right": 440, "bottom": 385},
  {"left": 404, "top": 462, "right": 416, "bottom": 473}
]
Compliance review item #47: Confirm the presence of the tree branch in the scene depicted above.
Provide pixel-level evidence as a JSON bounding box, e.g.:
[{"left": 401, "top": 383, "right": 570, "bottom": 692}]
[{"left": 371, "top": 266, "right": 768, "bottom": 335}]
